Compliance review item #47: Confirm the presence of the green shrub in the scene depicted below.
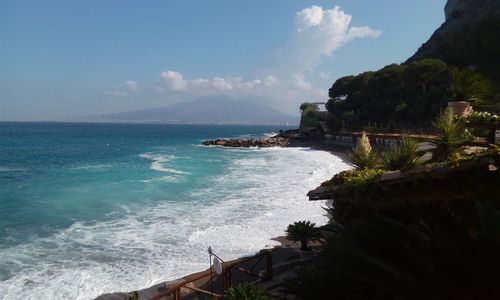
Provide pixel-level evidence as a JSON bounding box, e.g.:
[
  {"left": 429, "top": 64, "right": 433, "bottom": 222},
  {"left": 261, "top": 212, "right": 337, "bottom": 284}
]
[
  {"left": 286, "top": 202, "right": 500, "bottom": 300},
  {"left": 286, "top": 221, "right": 322, "bottom": 250},
  {"left": 381, "top": 138, "right": 419, "bottom": 170},
  {"left": 450, "top": 67, "right": 492, "bottom": 104},
  {"left": 222, "top": 283, "right": 269, "bottom": 300},
  {"left": 321, "top": 169, "right": 384, "bottom": 188},
  {"left": 343, "top": 169, "right": 384, "bottom": 185}
]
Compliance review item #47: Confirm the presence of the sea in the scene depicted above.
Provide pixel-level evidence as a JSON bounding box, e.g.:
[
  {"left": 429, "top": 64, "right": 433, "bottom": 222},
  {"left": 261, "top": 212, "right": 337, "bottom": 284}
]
[{"left": 0, "top": 122, "right": 349, "bottom": 299}]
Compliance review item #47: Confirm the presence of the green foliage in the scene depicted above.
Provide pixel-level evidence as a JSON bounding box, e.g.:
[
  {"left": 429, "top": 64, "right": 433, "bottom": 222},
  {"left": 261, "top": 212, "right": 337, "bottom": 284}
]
[
  {"left": 287, "top": 201, "right": 500, "bottom": 300},
  {"left": 381, "top": 138, "right": 419, "bottom": 170},
  {"left": 428, "top": 14, "right": 500, "bottom": 84},
  {"left": 321, "top": 169, "right": 384, "bottom": 189},
  {"left": 299, "top": 102, "right": 320, "bottom": 128},
  {"left": 327, "top": 59, "right": 452, "bottom": 127},
  {"left": 300, "top": 102, "right": 315, "bottom": 112},
  {"left": 347, "top": 150, "right": 378, "bottom": 170},
  {"left": 411, "top": 15, "right": 500, "bottom": 111},
  {"left": 450, "top": 67, "right": 492, "bottom": 104},
  {"left": 476, "top": 201, "right": 500, "bottom": 247},
  {"left": 286, "top": 221, "right": 321, "bottom": 250},
  {"left": 343, "top": 169, "right": 384, "bottom": 185},
  {"left": 286, "top": 216, "right": 432, "bottom": 300},
  {"left": 431, "top": 108, "right": 467, "bottom": 161},
  {"left": 222, "top": 283, "right": 269, "bottom": 300}
]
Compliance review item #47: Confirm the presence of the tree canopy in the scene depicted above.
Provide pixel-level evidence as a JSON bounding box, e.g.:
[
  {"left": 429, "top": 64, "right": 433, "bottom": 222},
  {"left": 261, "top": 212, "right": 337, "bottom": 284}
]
[{"left": 327, "top": 59, "right": 452, "bottom": 128}]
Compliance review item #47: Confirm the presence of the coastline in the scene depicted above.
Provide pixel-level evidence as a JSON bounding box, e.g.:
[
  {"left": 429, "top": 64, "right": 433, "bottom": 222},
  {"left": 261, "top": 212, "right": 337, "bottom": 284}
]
[
  {"left": 95, "top": 142, "right": 347, "bottom": 299},
  {"left": 0, "top": 125, "right": 352, "bottom": 300},
  {"left": 95, "top": 236, "right": 310, "bottom": 300},
  {"left": 286, "top": 139, "right": 350, "bottom": 160},
  {"left": 94, "top": 140, "right": 349, "bottom": 300}
]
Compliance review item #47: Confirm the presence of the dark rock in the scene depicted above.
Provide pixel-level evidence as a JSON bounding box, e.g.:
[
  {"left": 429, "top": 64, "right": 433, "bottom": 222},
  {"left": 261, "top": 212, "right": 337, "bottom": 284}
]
[
  {"left": 407, "top": 0, "right": 500, "bottom": 63},
  {"left": 202, "top": 136, "right": 289, "bottom": 148}
]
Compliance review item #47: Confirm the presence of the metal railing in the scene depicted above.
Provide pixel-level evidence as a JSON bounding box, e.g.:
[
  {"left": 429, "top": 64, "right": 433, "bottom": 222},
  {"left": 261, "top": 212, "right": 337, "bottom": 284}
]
[{"left": 150, "top": 250, "right": 273, "bottom": 300}]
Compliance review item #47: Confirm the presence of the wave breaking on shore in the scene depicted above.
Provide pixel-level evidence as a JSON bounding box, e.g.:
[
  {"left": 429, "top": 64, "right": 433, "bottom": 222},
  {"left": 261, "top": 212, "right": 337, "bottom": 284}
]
[{"left": 0, "top": 147, "right": 349, "bottom": 300}]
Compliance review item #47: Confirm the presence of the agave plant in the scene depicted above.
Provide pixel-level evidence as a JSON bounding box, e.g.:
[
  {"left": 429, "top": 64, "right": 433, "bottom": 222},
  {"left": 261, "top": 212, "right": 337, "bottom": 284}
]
[
  {"left": 347, "top": 132, "right": 378, "bottom": 170},
  {"left": 381, "top": 138, "right": 419, "bottom": 171},
  {"left": 431, "top": 108, "right": 467, "bottom": 162},
  {"left": 286, "top": 221, "right": 322, "bottom": 250},
  {"left": 222, "top": 283, "right": 269, "bottom": 300}
]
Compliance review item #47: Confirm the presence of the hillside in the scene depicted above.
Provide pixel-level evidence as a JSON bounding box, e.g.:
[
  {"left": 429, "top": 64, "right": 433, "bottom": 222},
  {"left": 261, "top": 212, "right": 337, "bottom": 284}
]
[
  {"left": 324, "top": 0, "right": 500, "bottom": 128},
  {"left": 407, "top": 0, "right": 500, "bottom": 83},
  {"left": 77, "top": 96, "right": 298, "bottom": 125}
]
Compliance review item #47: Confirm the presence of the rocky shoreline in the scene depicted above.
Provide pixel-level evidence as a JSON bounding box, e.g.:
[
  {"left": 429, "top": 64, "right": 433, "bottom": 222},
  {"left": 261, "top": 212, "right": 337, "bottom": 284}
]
[
  {"left": 97, "top": 132, "right": 347, "bottom": 300},
  {"left": 202, "top": 136, "right": 289, "bottom": 147}
]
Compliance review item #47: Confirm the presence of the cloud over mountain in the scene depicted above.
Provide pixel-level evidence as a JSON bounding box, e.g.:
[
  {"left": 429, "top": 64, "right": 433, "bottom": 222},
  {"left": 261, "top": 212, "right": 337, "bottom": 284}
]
[{"left": 103, "top": 5, "right": 380, "bottom": 114}]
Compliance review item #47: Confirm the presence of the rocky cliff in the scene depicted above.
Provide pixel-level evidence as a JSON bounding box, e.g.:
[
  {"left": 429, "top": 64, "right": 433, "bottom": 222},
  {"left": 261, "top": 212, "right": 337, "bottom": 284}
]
[{"left": 408, "top": 0, "right": 500, "bottom": 81}]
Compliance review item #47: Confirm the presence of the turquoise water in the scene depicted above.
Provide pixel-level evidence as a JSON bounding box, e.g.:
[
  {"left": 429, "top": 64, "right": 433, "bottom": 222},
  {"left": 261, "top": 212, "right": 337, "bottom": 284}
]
[{"left": 0, "top": 122, "right": 349, "bottom": 299}]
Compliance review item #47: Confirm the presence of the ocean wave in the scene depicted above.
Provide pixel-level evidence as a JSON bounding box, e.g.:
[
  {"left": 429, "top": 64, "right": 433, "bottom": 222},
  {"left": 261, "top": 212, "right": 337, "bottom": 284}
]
[
  {"left": 0, "top": 167, "right": 25, "bottom": 172},
  {"left": 0, "top": 147, "right": 350, "bottom": 300},
  {"left": 138, "top": 175, "right": 183, "bottom": 183},
  {"left": 139, "top": 153, "right": 190, "bottom": 175},
  {"left": 70, "top": 164, "right": 112, "bottom": 171},
  {"left": 263, "top": 131, "right": 278, "bottom": 137}
]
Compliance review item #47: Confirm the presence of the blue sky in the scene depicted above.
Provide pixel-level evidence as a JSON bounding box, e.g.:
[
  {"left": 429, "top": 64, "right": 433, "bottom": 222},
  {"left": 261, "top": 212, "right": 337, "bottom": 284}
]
[{"left": 0, "top": 0, "right": 447, "bottom": 120}]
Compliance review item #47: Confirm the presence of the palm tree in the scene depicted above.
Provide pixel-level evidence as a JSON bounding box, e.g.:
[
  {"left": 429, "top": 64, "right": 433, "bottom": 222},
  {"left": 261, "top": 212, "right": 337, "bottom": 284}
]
[
  {"left": 450, "top": 68, "right": 492, "bottom": 105},
  {"left": 286, "top": 221, "right": 322, "bottom": 250}
]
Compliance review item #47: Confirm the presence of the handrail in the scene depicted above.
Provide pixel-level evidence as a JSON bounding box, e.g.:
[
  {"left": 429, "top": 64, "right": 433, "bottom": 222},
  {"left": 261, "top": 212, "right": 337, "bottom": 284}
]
[{"left": 150, "top": 250, "right": 273, "bottom": 300}]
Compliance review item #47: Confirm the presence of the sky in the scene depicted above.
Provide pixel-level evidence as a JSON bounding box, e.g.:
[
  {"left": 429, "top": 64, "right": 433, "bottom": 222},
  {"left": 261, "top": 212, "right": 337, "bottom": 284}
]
[{"left": 0, "top": 0, "right": 447, "bottom": 121}]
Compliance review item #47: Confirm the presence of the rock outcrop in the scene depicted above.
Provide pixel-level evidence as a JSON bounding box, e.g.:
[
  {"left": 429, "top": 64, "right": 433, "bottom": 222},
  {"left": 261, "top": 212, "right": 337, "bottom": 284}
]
[
  {"left": 407, "top": 0, "right": 500, "bottom": 68},
  {"left": 202, "top": 136, "right": 289, "bottom": 148}
]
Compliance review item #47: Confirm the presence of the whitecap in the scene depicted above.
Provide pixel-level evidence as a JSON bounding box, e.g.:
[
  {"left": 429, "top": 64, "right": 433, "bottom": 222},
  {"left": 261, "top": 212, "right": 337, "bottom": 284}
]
[
  {"left": 0, "top": 167, "right": 24, "bottom": 172},
  {"left": 70, "top": 164, "right": 111, "bottom": 171},
  {"left": 0, "top": 147, "right": 350, "bottom": 300},
  {"left": 138, "top": 176, "right": 183, "bottom": 183},
  {"left": 139, "top": 153, "right": 190, "bottom": 175}
]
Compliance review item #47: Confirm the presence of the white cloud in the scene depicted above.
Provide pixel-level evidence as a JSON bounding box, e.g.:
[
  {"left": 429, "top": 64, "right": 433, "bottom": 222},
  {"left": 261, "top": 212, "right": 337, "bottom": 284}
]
[
  {"left": 347, "top": 26, "right": 382, "bottom": 40},
  {"left": 291, "top": 74, "right": 313, "bottom": 91},
  {"left": 272, "top": 5, "right": 381, "bottom": 76},
  {"left": 104, "top": 5, "right": 380, "bottom": 113},
  {"left": 263, "top": 75, "right": 280, "bottom": 87},
  {"left": 103, "top": 80, "right": 139, "bottom": 97},
  {"left": 158, "top": 71, "right": 187, "bottom": 92}
]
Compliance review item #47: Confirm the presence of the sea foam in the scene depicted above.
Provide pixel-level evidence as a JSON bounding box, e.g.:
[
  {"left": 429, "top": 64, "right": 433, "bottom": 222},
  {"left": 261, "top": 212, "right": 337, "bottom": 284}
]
[
  {"left": 139, "top": 153, "right": 190, "bottom": 175},
  {"left": 0, "top": 147, "right": 349, "bottom": 300}
]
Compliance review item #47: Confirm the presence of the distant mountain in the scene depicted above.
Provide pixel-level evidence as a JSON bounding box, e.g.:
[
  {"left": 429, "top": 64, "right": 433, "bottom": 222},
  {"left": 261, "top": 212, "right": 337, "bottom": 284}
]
[{"left": 76, "top": 95, "right": 299, "bottom": 125}]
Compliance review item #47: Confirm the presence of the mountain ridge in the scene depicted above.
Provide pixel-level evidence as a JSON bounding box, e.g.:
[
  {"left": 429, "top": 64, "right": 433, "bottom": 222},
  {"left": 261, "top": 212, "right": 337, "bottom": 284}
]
[{"left": 74, "top": 95, "right": 298, "bottom": 125}]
